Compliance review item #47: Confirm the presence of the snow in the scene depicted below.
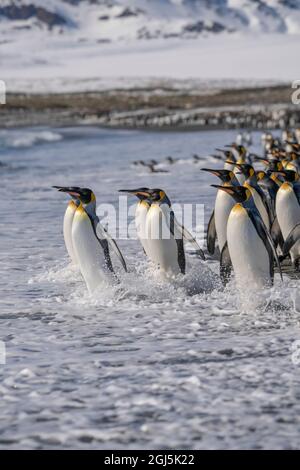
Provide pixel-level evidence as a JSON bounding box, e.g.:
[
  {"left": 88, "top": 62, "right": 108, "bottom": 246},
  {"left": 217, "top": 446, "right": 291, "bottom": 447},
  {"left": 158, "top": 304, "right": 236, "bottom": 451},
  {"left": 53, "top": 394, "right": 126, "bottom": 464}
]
[
  {"left": 1, "top": 33, "right": 299, "bottom": 93},
  {"left": 0, "top": 1, "right": 299, "bottom": 92}
]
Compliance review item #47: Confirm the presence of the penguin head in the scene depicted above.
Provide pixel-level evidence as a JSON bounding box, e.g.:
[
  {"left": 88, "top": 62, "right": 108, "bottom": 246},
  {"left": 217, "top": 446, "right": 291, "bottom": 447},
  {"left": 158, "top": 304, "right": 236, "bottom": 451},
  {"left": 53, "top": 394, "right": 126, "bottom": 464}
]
[
  {"left": 272, "top": 169, "right": 299, "bottom": 183},
  {"left": 118, "top": 188, "right": 150, "bottom": 201},
  {"left": 53, "top": 186, "right": 81, "bottom": 201},
  {"left": 236, "top": 145, "right": 247, "bottom": 158},
  {"left": 290, "top": 151, "right": 300, "bottom": 161},
  {"left": 147, "top": 189, "right": 171, "bottom": 205},
  {"left": 76, "top": 188, "right": 96, "bottom": 205},
  {"left": 265, "top": 159, "right": 283, "bottom": 172},
  {"left": 54, "top": 186, "right": 96, "bottom": 205},
  {"left": 235, "top": 163, "right": 255, "bottom": 179},
  {"left": 215, "top": 148, "right": 236, "bottom": 163},
  {"left": 256, "top": 171, "right": 266, "bottom": 181},
  {"left": 286, "top": 141, "right": 300, "bottom": 153},
  {"left": 201, "top": 168, "right": 234, "bottom": 183},
  {"left": 211, "top": 185, "right": 251, "bottom": 203},
  {"left": 226, "top": 144, "right": 247, "bottom": 158}
]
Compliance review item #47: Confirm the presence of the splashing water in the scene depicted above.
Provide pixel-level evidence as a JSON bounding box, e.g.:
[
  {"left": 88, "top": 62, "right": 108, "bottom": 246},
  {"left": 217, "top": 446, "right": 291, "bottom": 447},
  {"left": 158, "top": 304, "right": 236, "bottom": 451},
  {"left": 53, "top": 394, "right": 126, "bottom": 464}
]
[{"left": 1, "top": 126, "right": 300, "bottom": 450}]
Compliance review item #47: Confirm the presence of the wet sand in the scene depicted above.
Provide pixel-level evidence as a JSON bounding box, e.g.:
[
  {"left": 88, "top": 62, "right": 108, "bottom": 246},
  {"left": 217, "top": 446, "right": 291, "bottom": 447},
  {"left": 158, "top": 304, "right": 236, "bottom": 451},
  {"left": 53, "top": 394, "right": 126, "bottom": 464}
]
[{"left": 1, "top": 84, "right": 299, "bottom": 130}]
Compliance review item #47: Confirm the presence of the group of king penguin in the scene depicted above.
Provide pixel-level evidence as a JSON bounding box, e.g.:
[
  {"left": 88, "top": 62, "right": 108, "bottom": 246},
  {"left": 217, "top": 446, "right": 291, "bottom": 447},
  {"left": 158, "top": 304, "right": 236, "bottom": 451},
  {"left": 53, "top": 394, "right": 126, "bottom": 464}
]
[
  {"left": 52, "top": 186, "right": 205, "bottom": 293},
  {"left": 53, "top": 127, "right": 300, "bottom": 295},
  {"left": 203, "top": 129, "right": 300, "bottom": 289}
]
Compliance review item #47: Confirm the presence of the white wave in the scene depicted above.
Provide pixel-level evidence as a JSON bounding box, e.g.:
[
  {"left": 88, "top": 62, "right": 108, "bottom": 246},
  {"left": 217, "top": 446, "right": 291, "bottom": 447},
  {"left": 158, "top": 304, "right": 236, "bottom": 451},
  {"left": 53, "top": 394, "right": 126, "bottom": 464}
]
[{"left": 0, "top": 130, "right": 63, "bottom": 149}]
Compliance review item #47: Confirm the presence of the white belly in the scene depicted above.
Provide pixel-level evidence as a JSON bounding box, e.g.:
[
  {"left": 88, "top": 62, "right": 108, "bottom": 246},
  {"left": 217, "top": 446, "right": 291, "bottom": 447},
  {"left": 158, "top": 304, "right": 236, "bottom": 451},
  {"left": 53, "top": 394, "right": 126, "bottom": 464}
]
[
  {"left": 63, "top": 201, "right": 78, "bottom": 264},
  {"left": 234, "top": 167, "right": 245, "bottom": 185},
  {"left": 214, "top": 189, "right": 235, "bottom": 252},
  {"left": 135, "top": 201, "right": 151, "bottom": 257},
  {"left": 227, "top": 205, "right": 272, "bottom": 288},
  {"left": 72, "top": 206, "right": 112, "bottom": 293},
  {"left": 145, "top": 203, "right": 181, "bottom": 276},
  {"left": 276, "top": 183, "right": 300, "bottom": 262},
  {"left": 224, "top": 161, "right": 234, "bottom": 171},
  {"left": 245, "top": 184, "right": 270, "bottom": 229}
]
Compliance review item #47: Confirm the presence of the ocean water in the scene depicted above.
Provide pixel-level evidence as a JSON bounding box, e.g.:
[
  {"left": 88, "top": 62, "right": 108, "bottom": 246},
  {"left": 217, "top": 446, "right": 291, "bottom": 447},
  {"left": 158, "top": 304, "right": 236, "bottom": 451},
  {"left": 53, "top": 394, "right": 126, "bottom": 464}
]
[{"left": 0, "top": 126, "right": 300, "bottom": 450}]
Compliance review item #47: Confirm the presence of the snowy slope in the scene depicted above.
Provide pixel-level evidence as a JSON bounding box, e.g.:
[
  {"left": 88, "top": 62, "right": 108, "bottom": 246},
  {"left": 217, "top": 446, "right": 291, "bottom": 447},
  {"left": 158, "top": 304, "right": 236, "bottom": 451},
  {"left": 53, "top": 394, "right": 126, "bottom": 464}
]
[
  {"left": 1, "top": 0, "right": 300, "bottom": 39},
  {"left": 0, "top": 1, "right": 299, "bottom": 91}
]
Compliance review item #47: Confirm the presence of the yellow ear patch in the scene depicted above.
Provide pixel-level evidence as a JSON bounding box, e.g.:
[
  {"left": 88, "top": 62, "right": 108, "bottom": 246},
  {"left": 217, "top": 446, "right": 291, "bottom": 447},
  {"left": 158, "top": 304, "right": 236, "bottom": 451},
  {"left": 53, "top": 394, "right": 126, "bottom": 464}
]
[
  {"left": 245, "top": 189, "right": 252, "bottom": 200},
  {"left": 140, "top": 200, "right": 150, "bottom": 208},
  {"left": 76, "top": 204, "right": 88, "bottom": 217},
  {"left": 281, "top": 182, "right": 293, "bottom": 192},
  {"left": 232, "top": 203, "right": 245, "bottom": 214},
  {"left": 257, "top": 171, "right": 264, "bottom": 180},
  {"left": 69, "top": 200, "right": 77, "bottom": 210}
]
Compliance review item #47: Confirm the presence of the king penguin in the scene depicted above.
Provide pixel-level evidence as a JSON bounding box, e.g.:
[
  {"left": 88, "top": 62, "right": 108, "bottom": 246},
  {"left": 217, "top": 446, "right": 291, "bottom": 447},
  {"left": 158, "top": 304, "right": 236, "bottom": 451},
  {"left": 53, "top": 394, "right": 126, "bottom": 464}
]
[
  {"left": 226, "top": 144, "right": 247, "bottom": 184},
  {"left": 212, "top": 185, "right": 282, "bottom": 288},
  {"left": 215, "top": 149, "right": 236, "bottom": 171},
  {"left": 55, "top": 187, "right": 127, "bottom": 293},
  {"left": 121, "top": 188, "right": 205, "bottom": 277},
  {"left": 276, "top": 179, "right": 300, "bottom": 269},
  {"left": 236, "top": 163, "right": 271, "bottom": 229},
  {"left": 146, "top": 188, "right": 205, "bottom": 276},
  {"left": 53, "top": 186, "right": 80, "bottom": 264},
  {"left": 118, "top": 188, "right": 151, "bottom": 258},
  {"left": 201, "top": 168, "right": 238, "bottom": 256}
]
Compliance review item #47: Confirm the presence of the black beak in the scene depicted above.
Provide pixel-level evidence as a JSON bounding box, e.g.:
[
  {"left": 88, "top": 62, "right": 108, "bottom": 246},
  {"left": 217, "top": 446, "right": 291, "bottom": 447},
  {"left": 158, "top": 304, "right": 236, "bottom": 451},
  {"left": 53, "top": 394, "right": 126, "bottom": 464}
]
[
  {"left": 224, "top": 144, "right": 235, "bottom": 149},
  {"left": 211, "top": 184, "right": 240, "bottom": 198},
  {"left": 201, "top": 168, "right": 223, "bottom": 177},
  {"left": 119, "top": 189, "right": 151, "bottom": 197},
  {"left": 52, "top": 186, "right": 81, "bottom": 197}
]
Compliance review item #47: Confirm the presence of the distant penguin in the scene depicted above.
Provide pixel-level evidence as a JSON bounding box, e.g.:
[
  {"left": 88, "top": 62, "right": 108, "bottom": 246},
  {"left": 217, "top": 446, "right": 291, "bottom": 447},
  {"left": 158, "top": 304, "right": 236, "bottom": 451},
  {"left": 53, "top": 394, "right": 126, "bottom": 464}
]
[
  {"left": 201, "top": 168, "right": 238, "bottom": 255},
  {"left": 230, "top": 144, "right": 247, "bottom": 184},
  {"left": 215, "top": 148, "right": 236, "bottom": 171},
  {"left": 235, "top": 163, "right": 271, "bottom": 229}
]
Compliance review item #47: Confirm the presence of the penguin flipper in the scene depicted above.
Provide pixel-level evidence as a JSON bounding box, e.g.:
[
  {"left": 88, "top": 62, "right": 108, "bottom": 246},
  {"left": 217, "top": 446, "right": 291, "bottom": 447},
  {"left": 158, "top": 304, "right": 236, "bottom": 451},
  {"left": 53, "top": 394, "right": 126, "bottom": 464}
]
[
  {"left": 247, "top": 210, "right": 283, "bottom": 281},
  {"left": 174, "top": 219, "right": 205, "bottom": 260},
  {"left": 220, "top": 242, "right": 232, "bottom": 286},
  {"left": 283, "top": 223, "right": 300, "bottom": 256},
  {"left": 293, "top": 184, "right": 300, "bottom": 205},
  {"left": 95, "top": 222, "right": 128, "bottom": 272},
  {"left": 270, "top": 216, "right": 284, "bottom": 249},
  {"left": 169, "top": 212, "right": 186, "bottom": 273},
  {"left": 207, "top": 210, "right": 216, "bottom": 255}
]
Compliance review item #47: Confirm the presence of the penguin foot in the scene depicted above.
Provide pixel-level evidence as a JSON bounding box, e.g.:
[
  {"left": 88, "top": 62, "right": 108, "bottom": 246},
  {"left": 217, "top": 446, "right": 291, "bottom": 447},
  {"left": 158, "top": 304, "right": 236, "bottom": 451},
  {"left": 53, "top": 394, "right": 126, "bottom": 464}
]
[{"left": 294, "top": 258, "right": 300, "bottom": 272}]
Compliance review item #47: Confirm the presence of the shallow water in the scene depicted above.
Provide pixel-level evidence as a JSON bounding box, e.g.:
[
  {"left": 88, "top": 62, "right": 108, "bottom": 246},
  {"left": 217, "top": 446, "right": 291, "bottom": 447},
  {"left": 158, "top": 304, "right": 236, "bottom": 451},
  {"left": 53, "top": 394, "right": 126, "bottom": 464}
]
[{"left": 0, "top": 126, "right": 300, "bottom": 449}]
